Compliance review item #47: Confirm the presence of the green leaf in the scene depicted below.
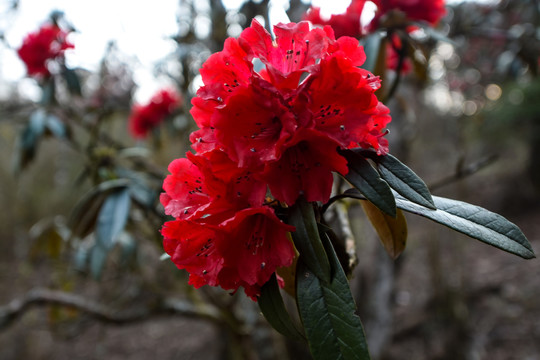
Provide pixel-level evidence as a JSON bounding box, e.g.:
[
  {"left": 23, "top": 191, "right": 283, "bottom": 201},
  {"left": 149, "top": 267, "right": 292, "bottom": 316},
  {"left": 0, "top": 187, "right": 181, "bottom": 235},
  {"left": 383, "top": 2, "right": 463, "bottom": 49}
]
[
  {"left": 395, "top": 194, "right": 535, "bottom": 259},
  {"left": 361, "top": 201, "right": 408, "bottom": 260},
  {"left": 289, "top": 197, "right": 331, "bottom": 284},
  {"left": 45, "top": 114, "right": 67, "bottom": 138},
  {"left": 96, "top": 187, "right": 131, "bottom": 250},
  {"left": 14, "top": 110, "right": 47, "bottom": 172},
  {"left": 340, "top": 149, "right": 396, "bottom": 217},
  {"left": 68, "top": 179, "right": 130, "bottom": 239},
  {"left": 358, "top": 150, "right": 435, "bottom": 209},
  {"left": 296, "top": 232, "right": 371, "bottom": 360},
  {"left": 259, "top": 273, "right": 305, "bottom": 341}
]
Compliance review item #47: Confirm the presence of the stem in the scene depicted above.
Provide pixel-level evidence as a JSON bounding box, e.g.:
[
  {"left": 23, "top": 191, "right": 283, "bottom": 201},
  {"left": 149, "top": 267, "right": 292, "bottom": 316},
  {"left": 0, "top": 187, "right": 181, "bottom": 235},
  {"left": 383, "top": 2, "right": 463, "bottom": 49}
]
[{"left": 322, "top": 189, "right": 367, "bottom": 214}]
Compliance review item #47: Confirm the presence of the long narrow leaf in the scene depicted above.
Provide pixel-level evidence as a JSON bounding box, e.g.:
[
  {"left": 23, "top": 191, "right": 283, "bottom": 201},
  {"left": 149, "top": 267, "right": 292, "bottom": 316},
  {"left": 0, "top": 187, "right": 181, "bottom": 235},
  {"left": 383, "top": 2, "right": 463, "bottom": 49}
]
[
  {"left": 296, "top": 232, "right": 371, "bottom": 360},
  {"left": 289, "top": 197, "right": 331, "bottom": 284},
  {"left": 68, "top": 179, "right": 130, "bottom": 239},
  {"left": 395, "top": 194, "right": 535, "bottom": 259},
  {"left": 259, "top": 274, "right": 305, "bottom": 341},
  {"left": 340, "top": 149, "right": 396, "bottom": 217},
  {"left": 96, "top": 187, "right": 131, "bottom": 249},
  {"left": 361, "top": 151, "right": 435, "bottom": 209}
]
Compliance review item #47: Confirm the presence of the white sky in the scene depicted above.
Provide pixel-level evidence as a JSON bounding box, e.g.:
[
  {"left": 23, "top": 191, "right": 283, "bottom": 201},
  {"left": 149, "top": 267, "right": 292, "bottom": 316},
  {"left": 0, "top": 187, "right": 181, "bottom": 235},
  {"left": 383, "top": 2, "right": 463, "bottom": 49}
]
[
  {"left": 1, "top": 0, "right": 179, "bottom": 101},
  {"left": 0, "top": 0, "right": 493, "bottom": 101}
]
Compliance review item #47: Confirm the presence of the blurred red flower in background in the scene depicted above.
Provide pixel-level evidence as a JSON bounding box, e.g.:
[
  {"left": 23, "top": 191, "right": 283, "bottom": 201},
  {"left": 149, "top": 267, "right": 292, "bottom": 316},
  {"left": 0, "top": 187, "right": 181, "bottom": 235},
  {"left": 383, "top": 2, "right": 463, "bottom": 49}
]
[
  {"left": 17, "top": 23, "right": 74, "bottom": 77},
  {"left": 304, "top": 0, "right": 366, "bottom": 38},
  {"left": 304, "top": 0, "right": 446, "bottom": 37},
  {"left": 371, "top": 0, "right": 446, "bottom": 29},
  {"left": 128, "top": 89, "right": 181, "bottom": 139}
]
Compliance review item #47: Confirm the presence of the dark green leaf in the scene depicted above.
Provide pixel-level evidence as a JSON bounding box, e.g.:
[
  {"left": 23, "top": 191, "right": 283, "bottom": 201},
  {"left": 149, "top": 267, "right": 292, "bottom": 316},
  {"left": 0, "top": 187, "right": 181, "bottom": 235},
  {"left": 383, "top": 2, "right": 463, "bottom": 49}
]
[
  {"left": 96, "top": 187, "right": 131, "bottom": 249},
  {"left": 395, "top": 194, "right": 535, "bottom": 259},
  {"left": 68, "top": 179, "right": 130, "bottom": 239},
  {"left": 13, "top": 110, "right": 47, "bottom": 172},
  {"left": 289, "top": 197, "right": 331, "bottom": 284},
  {"left": 259, "top": 274, "right": 305, "bottom": 341},
  {"left": 297, "top": 232, "right": 371, "bottom": 360},
  {"left": 358, "top": 150, "right": 435, "bottom": 209},
  {"left": 340, "top": 149, "right": 396, "bottom": 217}
]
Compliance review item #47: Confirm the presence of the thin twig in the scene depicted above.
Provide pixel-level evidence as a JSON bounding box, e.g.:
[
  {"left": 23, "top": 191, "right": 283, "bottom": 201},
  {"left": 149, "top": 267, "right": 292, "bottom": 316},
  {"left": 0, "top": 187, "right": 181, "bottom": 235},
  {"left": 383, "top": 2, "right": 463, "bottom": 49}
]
[
  {"left": 322, "top": 188, "right": 366, "bottom": 213},
  {"left": 428, "top": 154, "right": 498, "bottom": 191}
]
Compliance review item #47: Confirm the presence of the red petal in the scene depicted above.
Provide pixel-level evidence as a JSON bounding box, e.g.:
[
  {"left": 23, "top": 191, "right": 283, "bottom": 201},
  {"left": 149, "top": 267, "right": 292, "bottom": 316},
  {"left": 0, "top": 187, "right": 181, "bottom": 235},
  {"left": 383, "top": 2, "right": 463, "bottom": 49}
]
[
  {"left": 264, "top": 129, "right": 349, "bottom": 205},
  {"left": 218, "top": 207, "right": 295, "bottom": 287},
  {"left": 213, "top": 85, "right": 295, "bottom": 168},
  {"left": 161, "top": 158, "right": 211, "bottom": 219},
  {"left": 162, "top": 220, "right": 224, "bottom": 287}
]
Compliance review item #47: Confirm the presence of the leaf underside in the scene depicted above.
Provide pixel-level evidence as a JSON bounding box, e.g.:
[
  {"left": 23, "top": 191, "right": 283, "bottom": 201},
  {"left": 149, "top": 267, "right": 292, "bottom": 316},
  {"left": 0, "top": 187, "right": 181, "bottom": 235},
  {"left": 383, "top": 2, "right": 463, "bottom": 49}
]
[
  {"left": 361, "top": 201, "right": 408, "bottom": 260},
  {"left": 395, "top": 194, "right": 535, "bottom": 259}
]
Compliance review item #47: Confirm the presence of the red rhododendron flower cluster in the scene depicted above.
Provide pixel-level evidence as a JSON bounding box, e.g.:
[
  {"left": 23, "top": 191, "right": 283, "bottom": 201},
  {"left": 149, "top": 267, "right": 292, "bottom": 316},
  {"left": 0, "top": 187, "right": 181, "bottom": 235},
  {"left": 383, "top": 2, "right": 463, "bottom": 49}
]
[
  {"left": 17, "top": 24, "right": 74, "bottom": 77},
  {"left": 161, "top": 20, "right": 390, "bottom": 299},
  {"left": 129, "top": 89, "right": 181, "bottom": 138}
]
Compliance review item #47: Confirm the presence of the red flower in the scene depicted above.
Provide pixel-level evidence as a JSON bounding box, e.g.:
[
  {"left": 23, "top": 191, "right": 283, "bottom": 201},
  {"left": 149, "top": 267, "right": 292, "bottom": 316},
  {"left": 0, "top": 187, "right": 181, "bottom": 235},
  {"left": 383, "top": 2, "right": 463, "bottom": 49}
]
[
  {"left": 308, "top": 55, "right": 390, "bottom": 148},
  {"left": 17, "top": 24, "right": 74, "bottom": 77},
  {"left": 190, "top": 19, "right": 389, "bottom": 204},
  {"left": 161, "top": 151, "right": 293, "bottom": 299},
  {"left": 129, "top": 89, "right": 181, "bottom": 139},
  {"left": 305, "top": 0, "right": 446, "bottom": 37},
  {"left": 263, "top": 129, "right": 349, "bottom": 205},
  {"left": 162, "top": 220, "right": 224, "bottom": 288},
  {"left": 164, "top": 20, "right": 391, "bottom": 299},
  {"left": 371, "top": 0, "right": 446, "bottom": 29},
  {"left": 304, "top": 1, "right": 366, "bottom": 38},
  {"left": 386, "top": 34, "right": 412, "bottom": 73},
  {"left": 217, "top": 207, "right": 295, "bottom": 298},
  {"left": 162, "top": 207, "right": 294, "bottom": 300}
]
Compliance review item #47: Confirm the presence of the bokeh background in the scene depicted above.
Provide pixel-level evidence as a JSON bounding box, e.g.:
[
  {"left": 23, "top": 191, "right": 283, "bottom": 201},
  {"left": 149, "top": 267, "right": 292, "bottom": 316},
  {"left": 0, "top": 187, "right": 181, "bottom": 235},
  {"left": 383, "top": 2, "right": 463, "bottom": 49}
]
[{"left": 0, "top": 0, "right": 539, "bottom": 359}]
